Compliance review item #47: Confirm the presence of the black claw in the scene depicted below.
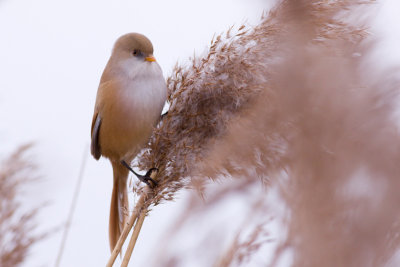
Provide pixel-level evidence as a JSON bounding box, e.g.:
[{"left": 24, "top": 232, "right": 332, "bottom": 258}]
[
  {"left": 136, "top": 173, "right": 158, "bottom": 188},
  {"left": 120, "top": 160, "right": 158, "bottom": 188},
  {"left": 145, "top": 167, "right": 158, "bottom": 177},
  {"left": 143, "top": 168, "right": 158, "bottom": 187},
  {"left": 142, "top": 176, "right": 158, "bottom": 188}
]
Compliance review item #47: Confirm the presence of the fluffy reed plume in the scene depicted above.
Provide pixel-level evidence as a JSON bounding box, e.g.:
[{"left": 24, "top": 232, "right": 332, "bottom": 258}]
[
  {"left": 112, "top": 0, "right": 400, "bottom": 266},
  {"left": 0, "top": 145, "right": 43, "bottom": 267}
]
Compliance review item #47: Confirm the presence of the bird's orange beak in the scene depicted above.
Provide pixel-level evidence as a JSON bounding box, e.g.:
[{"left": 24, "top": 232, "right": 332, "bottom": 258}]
[{"left": 145, "top": 56, "right": 156, "bottom": 62}]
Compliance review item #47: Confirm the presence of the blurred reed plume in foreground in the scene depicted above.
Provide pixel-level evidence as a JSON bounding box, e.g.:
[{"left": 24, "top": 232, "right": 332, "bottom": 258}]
[
  {"left": 0, "top": 145, "right": 43, "bottom": 267},
  {"left": 133, "top": 0, "right": 400, "bottom": 266}
]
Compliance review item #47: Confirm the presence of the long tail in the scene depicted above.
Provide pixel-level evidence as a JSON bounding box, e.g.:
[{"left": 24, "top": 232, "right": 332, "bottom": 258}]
[{"left": 109, "top": 161, "right": 129, "bottom": 252}]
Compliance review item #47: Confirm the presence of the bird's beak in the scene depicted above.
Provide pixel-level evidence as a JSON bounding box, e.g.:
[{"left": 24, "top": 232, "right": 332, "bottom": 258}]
[{"left": 145, "top": 55, "right": 156, "bottom": 62}]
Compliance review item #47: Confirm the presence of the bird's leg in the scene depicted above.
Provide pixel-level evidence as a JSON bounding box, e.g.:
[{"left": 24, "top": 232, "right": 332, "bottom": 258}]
[{"left": 120, "top": 160, "right": 158, "bottom": 188}]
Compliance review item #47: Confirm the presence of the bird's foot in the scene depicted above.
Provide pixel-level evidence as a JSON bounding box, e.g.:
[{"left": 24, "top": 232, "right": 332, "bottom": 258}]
[
  {"left": 140, "top": 168, "right": 158, "bottom": 188},
  {"left": 121, "top": 160, "right": 158, "bottom": 188}
]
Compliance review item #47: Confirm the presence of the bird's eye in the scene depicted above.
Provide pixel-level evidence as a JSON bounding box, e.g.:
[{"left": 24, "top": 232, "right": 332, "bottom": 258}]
[{"left": 132, "top": 49, "right": 138, "bottom": 56}]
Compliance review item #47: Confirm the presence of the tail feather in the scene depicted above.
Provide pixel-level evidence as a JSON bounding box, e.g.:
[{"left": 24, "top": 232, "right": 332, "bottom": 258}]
[{"left": 109, "top": 161, "right": 129, "bottom": 252}]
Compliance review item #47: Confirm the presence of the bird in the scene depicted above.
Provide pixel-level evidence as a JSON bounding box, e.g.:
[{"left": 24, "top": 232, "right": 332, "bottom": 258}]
[{"left": 90, "top": 33, "right": 167, "bottom": 252}]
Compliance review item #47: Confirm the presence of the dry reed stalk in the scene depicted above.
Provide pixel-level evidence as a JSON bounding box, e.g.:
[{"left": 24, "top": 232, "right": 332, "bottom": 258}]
[
  {"left": 55, "top": 146, "right": 88, "bottom": 267},
  {"left": 107, "top": 169, "right": 157, "bottom": 267},
  {"left": 0, "top": 144, "right": 44, "bottom": 267},
  {"left": 106, "top": 192, "right": 144, "bottom": 267},
  {"left": 117, "top": 0, "right": 400, "bottom": 266},
  {"left": 121, "top": 208, "right": 146, "bottom": 267}
]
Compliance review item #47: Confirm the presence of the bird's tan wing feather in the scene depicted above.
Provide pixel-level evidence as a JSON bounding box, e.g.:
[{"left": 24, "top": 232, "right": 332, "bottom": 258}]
[{"left": 90, "top": 112, "right": 102, "bottom": 160}]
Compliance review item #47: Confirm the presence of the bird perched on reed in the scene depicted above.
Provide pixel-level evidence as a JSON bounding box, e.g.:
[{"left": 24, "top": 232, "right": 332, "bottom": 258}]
[{"left": 90, "top": 33, "right": 166, "bottom": 251}]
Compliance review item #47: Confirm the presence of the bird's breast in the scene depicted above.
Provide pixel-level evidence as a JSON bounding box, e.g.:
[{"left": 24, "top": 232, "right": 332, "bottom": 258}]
[{"left": 99, "top": 70, "right": 166, "bottom": 160}]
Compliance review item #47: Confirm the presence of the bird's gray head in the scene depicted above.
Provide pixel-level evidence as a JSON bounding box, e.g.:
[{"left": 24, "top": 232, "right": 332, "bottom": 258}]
[
  {"left": 112, "top": 33, "right": 155, "bottom": 62},
  {"left": 101, "top": 33, "right": 161, "bottom": 83}
]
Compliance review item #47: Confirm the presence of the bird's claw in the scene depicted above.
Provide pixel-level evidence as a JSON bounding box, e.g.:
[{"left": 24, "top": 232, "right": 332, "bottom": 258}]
[
  {"left": 120, "top": 160, "right": 158, "bottom": 188},
  {"left": 139, "top": 176, "right": 157, "bottom": 188},
  {"left": 142, "top": 168, "right": 158, "bottom": 188}
]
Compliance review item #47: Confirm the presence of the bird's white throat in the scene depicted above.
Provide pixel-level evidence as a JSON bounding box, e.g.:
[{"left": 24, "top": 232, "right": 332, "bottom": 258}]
[
  {"left": 119, "top": 58, "right": 163, "bottom": 81},
  {"left": 117, "top": 58, "right": 167, "bottom": 124}
]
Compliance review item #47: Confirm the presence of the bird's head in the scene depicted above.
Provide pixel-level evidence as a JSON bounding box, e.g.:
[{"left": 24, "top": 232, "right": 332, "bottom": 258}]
[
  {"left": 112, "top": 32, "right": 156, "bottom": 63},
  {"left": 105, "top": 33, "right": 161, "bottom": 81}
]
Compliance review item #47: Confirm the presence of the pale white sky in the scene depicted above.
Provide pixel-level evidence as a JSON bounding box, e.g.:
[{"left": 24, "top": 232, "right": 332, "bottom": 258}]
[{"left": 0, "top": 0, "right": 399, "bottom": 266}]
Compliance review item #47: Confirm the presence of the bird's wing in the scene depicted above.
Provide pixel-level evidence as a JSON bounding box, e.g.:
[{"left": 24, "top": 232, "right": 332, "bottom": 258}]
[
  {"left": 91, "top": 112, "right": 102, "bottom": 160},
  {"left": 90, "top": 80, "right": 120, "bottom": 160}
]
